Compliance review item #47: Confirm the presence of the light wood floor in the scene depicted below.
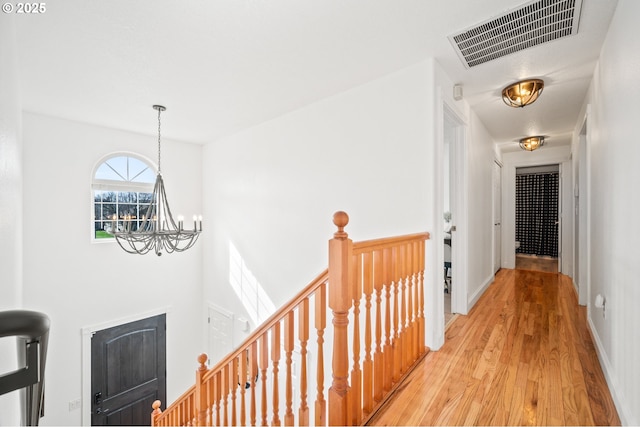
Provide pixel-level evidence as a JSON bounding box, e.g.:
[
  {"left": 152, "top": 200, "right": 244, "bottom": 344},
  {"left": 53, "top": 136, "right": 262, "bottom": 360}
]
[
  {"left": 367, "top": 269, "right": 620, "bottom": 426},
  {"left": 516, "top": 254, "right": 558, "bottom": 273}
]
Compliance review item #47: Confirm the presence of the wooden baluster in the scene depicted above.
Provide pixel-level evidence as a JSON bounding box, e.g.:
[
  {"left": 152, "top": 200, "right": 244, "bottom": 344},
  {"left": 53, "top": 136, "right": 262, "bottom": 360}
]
[
  {"left": 373, "top": 250, "right": 384, "bottom": 402},
  {"left": 407, "top": 242, "right": 415, "bottom": 363},
  {"left": 207, "top": 375, "right": 214, "bottom": 426},
  {"left": 196, "top": 354, "right": 208, "bottom": 426},
  {"left": 362, "top": 251, "right": 374, "bottom": 415},
  {"left": 259, "top": 333, "right": 269, "bottom": 427},
  {"left": 240, "top": 350, "right": 247, "bottom": 427},
  {"left": 271, "top": 322, "right": 282, "bottom": 426},
  {"left": 382, "top": 247, "right": 393, "bottom": 392},
  {"left": 392, "top": 246, "right": 402, "bottom": 382},
  {"left": 232, "top": 356, "right": 238, "bottom": 426},
  {"left": 152, "top": 400, "right": 162, "bottom": 426},
  {"left": 172, "top": 401, "right": 177, "bottom": 426},
  {"left": 215, "top": 372, "right": 222, "bottom": 426},
  {"left": 351, "top": 253, "right": 362, "bottom": 425},
  {"left": 298, "top": 298, "right": 310, "bottom": 426},
  {"left": 249, "top": 341, "right": 258, "bottom": 426},
  {"left": 400, "top": 244, "right": 410, "bottom": 374},
  {"left": 328, "top": 211, "right": 352, "bottom": 426},
  {"left": 403, "top": 243, "right": 413, "bottom": 369},
  {"left": 412, "top": 241, "right": 420, "bottom": 361},
  {"left": 191, "top": 394, "right": 196, "bottom": 425},
  {"left": 315, "top": 282, "right": 327, "bottom": 426},
  {"left": 184, "top": 406, "right": 188, "bottom": 425},
  {"left": 418, "top": 242, "right": 426, "bottom": 352},
  {"left": 284, "top": 311, "right": 295, "bottom": 426},
  {"left": 223, "top": 363, "right": 230, "bottom": 427}
]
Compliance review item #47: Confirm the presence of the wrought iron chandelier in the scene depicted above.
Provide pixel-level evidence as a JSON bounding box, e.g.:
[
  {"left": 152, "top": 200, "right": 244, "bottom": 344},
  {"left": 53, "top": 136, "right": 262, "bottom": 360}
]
[
  {"left": 502, "top": 79, "right": 544, "bottom": 108},
  {"left": 113, "top": 105, "right": 202, "bottom": 256}
]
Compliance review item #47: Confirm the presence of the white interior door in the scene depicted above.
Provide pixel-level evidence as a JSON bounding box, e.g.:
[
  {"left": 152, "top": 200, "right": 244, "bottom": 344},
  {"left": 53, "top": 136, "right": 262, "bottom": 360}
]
[
  {"left": 493, "top": 160, "right": 502, "bottom": 273},
  {"left": 207, "top": 304, "right": 234, "bottom": 366}
]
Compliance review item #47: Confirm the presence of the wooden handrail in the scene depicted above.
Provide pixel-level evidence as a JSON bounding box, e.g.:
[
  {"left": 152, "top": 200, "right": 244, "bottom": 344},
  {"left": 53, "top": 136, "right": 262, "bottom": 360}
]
[
  {"left": 152, "top": 212, "right": 430, "bottom": 426},
  {"left": 204, "top": 270, "right": 329, "bottom": 382},
  {"left": 352, "top": 232, "right": 430, "bottom": 254}
]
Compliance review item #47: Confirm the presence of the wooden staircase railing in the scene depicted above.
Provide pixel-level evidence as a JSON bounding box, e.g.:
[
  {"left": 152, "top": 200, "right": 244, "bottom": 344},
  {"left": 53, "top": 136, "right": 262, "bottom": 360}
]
[{"left": 151, "top": 211, "right": 430, "bottom": 426}]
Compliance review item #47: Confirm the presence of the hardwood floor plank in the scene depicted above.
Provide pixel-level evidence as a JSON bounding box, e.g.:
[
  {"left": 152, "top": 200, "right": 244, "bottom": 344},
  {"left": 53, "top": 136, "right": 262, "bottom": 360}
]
[
  {"left": 366, "top": 269, "right": 621, "bottom": 426},
  {"left": 506, "top": 362, "right": 530, "bottom": 426}
]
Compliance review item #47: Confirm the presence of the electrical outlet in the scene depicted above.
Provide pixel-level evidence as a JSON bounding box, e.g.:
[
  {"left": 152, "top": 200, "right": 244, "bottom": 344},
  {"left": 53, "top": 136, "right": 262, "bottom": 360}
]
[{"left": 68, "top": 399, "right": 81, "bottom": 411}]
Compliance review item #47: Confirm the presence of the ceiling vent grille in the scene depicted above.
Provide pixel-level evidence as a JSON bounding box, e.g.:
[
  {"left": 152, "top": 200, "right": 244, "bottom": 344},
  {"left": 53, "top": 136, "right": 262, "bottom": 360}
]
[{"left": 449, "top": 0, "right": 583, "bottom": 68}]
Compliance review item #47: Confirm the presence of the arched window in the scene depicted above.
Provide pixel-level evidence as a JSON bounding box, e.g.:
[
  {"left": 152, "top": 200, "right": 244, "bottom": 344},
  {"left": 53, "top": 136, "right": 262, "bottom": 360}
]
[{"left": 92, "top": 154, "right": 156, "bottom": 240}]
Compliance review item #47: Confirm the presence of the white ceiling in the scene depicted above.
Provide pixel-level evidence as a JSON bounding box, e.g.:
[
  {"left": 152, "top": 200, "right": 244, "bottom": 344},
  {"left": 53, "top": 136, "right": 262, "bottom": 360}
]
[{"left": 13, "top": 0, "right": 618, "bottom": 151}]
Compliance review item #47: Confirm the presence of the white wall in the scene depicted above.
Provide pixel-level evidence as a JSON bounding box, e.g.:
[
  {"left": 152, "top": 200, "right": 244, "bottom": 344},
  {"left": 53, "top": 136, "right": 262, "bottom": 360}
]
[
  {"left": 21, "top": 113, "right": 204, "bottom": 425},
  {"left": 0, "top": 14, "right": 23, "bottom": 426},
  {"left": 580, "top": 0, "right": 640, "bottom": 423},
  {"left": 202, "top": 60, "right": 439, "bottom": 349}
]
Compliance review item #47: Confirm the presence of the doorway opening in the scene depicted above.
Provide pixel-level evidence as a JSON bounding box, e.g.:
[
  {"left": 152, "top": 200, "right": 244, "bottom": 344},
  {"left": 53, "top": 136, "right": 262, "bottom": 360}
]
[
  {"left": 442, "top": 104, "right": 467, "bottom": 325},
  {"left": 575, "top": 112, "right": 589, "bottom": 306},
  {"left": 443, "top": 122, "right": 453, "bottom": 325},
  {"left": 515, "top": 164, "right": 560, "bottom": 273}
]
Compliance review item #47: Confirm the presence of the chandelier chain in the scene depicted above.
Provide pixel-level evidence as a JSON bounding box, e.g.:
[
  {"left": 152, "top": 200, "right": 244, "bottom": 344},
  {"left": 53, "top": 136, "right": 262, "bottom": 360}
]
[{"left": 157, "top": 107, "right": 162, "bottom": 174}]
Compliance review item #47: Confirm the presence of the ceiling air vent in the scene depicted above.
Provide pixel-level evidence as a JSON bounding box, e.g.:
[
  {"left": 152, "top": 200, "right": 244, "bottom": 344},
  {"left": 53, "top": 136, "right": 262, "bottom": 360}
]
[{"left": 449, "top": 0, "right": 583, "bottom": 68}]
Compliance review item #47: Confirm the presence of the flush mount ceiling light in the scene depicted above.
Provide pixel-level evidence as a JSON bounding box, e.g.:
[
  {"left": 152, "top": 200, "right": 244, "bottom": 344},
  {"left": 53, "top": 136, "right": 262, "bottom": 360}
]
[
  {"left": 112, "top": 105, "right": 202, "bottom": 256},
  {"left": 519, "top": 136, "right": 545, "bottom": 151},
  {"left": 502, "top": 79, "right": 544, "bottom": 108}
]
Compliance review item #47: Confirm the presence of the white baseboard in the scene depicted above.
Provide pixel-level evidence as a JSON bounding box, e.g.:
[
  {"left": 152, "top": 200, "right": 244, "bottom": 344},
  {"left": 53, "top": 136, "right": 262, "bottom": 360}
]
[
  {"left": 467, "top": 273, "right": 494, "bottom": 312},
  {"left": 587, "top": 316, "right": 634, "bottom": 426}
]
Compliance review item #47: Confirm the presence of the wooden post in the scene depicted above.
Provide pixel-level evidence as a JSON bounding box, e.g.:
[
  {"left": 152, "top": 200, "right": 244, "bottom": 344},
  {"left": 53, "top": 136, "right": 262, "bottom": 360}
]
[
  {"left": 151, "top": 400, "right": 162, "bottom": 426},
  {"left": 328, "top": 211, "right": 352, "bottom": 426},
  {"left": 195, "top": 353, "right": 208, "bottom": 426}
]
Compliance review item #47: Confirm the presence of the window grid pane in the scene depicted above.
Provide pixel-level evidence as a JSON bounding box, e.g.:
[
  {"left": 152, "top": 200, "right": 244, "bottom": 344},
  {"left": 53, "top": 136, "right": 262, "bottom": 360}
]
[{"left": 93, "top": 190, "right": 153, "bottom": 239}]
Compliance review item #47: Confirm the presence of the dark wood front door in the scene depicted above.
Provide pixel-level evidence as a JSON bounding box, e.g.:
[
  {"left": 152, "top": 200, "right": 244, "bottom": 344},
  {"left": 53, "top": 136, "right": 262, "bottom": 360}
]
[{"left": 91, "top": 314, "right": 166, "bottom": 426}]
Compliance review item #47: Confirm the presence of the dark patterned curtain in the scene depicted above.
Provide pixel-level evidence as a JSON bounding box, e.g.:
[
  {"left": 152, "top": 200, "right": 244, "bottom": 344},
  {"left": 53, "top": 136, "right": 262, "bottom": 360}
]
[{"left": 515, "top": 172, "right": 559, "bottom": 257}]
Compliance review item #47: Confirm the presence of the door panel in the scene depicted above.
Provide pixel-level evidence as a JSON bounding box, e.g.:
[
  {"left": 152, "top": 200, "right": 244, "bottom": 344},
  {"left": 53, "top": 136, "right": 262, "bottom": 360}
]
[
  {"left": 208, "top": 305, "right": 233, "bottom": 366},
  {"left": 91, "top": 314, "right": 166, "bottom": 426}
]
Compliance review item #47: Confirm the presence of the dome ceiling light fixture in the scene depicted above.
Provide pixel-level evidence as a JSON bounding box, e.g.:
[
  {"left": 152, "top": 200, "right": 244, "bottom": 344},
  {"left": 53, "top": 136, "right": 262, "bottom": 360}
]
[
  {"left": 502, "top": 79, "right": 544, "bottom": 108},
  {"left": 519, "top": 136, "right": 545, "bottom": 151}
]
